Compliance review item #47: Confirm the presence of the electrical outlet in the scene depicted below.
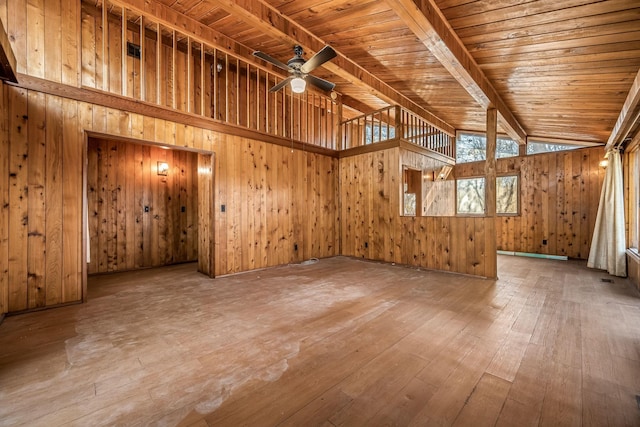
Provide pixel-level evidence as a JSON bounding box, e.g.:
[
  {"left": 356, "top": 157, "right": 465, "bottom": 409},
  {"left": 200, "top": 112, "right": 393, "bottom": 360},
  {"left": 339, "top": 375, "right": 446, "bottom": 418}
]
[
  {"left": 294, "top": 243, "right": 298, "bottom": 251},
  {"left": 144, "top": 206, "right": 150, "bottom": 213},
  {"left": 364, "top": 242, "right": 369, "bottom": 248},
  {"left": 542, "top": 239, "right": 547, "bottom": 245},
  {"left": 181, "top": 206, "right": 186, "bottom": 213},
  {"left": 221, "top": 204, "right": 226, "bottom": 212}
]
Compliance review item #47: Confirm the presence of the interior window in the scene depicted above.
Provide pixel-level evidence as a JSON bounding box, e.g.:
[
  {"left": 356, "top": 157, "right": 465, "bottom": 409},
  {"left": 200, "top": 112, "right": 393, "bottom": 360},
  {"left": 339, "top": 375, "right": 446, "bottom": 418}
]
[
  {"left": 497, "top": 175, "right": 519, "bottom": 215},
  {"left": 456, "top": 177, "right": 485, "bottom": 215}
]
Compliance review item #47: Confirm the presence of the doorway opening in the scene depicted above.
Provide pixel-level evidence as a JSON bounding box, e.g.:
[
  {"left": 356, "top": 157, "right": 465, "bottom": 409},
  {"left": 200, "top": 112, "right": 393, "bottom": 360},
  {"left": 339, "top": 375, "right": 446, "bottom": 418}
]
[{"left": 83, "top": 134, "right": 215, "bottom": 300}]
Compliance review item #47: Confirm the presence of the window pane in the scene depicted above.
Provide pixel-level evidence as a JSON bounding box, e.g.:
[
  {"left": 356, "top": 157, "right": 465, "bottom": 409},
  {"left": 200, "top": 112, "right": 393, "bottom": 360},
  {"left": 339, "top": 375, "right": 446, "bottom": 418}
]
[
  {"left": 497, "top": 175, "right": 518, "bottom": 214},
  {"left": 366, "top": 123, "right": 395, "bottom": 144},
  {"left": 457, "top": 178, "right": 485, "bottom": 214},
  {"left": 526, "top": 141, "right": 579, "bottom": 155},
  {"left": 497, "top": 137, "right": 519, "bottom": 158},
  {"left": 404, "top": 193, "right": 416, "bottom": 216},
  {"left": 456, "top": 133, "right": 486, "bottom": 163}
]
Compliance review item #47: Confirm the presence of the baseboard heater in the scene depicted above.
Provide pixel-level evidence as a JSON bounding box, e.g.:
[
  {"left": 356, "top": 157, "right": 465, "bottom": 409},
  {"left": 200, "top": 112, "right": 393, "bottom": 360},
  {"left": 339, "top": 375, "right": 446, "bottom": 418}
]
[{"left": 497, "top": 250, "right": 568, "bottom": 261}]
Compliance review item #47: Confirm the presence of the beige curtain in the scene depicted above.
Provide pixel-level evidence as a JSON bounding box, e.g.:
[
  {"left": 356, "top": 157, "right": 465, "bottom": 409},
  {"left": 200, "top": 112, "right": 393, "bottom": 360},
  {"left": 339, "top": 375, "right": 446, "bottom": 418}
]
[{"left": 588, "top": 149, "right": 626, "bottom": 276}]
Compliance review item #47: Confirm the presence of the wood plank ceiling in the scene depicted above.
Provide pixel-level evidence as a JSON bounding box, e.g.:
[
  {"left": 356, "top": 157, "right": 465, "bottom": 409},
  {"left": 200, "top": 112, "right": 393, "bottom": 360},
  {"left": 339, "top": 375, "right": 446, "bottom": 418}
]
[{"left": 155, "top": 0, "right": 640, "bottom": 145}]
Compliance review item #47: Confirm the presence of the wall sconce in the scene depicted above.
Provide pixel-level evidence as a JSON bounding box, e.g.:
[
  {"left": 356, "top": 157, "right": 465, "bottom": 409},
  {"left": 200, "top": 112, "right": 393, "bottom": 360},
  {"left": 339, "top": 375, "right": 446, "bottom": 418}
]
[
  {"left": 599, "top": 159, "right": 608, "bottom": 169},
  {"left": 157, "top": 161, "right": 169, "bottom": 176}
]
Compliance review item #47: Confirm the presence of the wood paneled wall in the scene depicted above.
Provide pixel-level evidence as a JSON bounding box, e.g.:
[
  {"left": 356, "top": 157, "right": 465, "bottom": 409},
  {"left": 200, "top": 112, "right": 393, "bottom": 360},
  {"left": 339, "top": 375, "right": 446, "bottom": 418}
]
[
  {"left": 87, "top": 139, "right": 199, "bottom": 274},
  {"left": 0, "top": 83, "right": 339, "bottom": 314},
  {"left": 1, "top": 87, "right": 83, "bottom": 314},
  {"left": 0, "top": 0, "right": 79, "bottom": 86},
  {"left": 340, "top": 147, "right": 496, "bottom": 278},
  {"left": 0, "top": 81, "right": 8, "bottom": 315},
  {"left": 216, "top": 140, "right": 339, "bottom": 275},
  {"left": 454, "top": 146, "right": 605, "bottom": 259}
]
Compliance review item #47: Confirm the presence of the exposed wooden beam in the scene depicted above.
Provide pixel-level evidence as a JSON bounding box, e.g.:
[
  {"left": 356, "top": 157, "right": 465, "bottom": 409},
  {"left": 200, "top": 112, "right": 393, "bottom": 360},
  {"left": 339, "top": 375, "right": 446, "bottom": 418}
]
[
  {"left": 386, "top": 0, "right": 527, "bottom": 144},
  {"left": 0, "top": 17, "right": 18, "bottom": 83},
  {"left": 605, "top": 67, "right": 640, "bottom": 150},
  {"left": 207, "top": 0, "right": 455, "bottom": 136}
]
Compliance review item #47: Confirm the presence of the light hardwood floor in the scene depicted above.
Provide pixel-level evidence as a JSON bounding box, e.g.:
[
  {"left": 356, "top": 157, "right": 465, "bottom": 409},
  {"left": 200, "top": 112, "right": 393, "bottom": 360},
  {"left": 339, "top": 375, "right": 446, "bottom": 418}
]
[{"left": 1, "top": 255, "right": 639, "bottom": 426}]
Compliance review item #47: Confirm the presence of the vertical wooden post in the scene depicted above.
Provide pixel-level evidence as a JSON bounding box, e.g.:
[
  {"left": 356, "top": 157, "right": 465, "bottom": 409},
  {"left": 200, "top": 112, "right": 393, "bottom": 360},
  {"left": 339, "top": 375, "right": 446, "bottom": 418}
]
[
  {"left": 519, "top": 137, "right": 527, "bottom": 156},
  {"left": 485, "top": 107, "right": 498, "bottom": 278},
  {"left": 200, "top": 45, "right": 205, "bottom": 115},
  {"left": 102, "top": 1, "right": 108, "bottom": 91},
  {"left": 172, "top": 30, "right": 176, "bottom": 110},
  {"left": 121, "top": 6, "right": 127, "bottom": 97},
  {"left": 156, "top": 23, "right": 161, "bottom": 105},
  {"left": 140, "top": 16, "right": 146, "bottom": 102},
  {"left": 187, "top": 37, "right": 191, "bottom": 113},
  {"left": 486, "top": 108, "right": 497, "bottom": 217},
  {"left": 394, "top": 105, "right": 402, "bottom": 141},
  {"left": 336, "top": 97, "right": 343, "bottom": 150}
]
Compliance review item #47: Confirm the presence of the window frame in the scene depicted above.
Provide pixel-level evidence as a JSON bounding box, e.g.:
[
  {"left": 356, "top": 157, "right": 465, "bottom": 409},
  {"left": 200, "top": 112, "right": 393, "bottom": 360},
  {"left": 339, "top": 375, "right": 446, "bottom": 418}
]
[{"left": 628, "top": 146, "right": 639, "bottom": 252}]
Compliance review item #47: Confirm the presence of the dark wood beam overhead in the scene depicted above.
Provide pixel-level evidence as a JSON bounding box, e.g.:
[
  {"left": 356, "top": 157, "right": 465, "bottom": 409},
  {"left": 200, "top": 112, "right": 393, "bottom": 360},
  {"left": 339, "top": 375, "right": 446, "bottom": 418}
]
[
  {"left": 208, "top": 0, "right": 456, "bottom": 136},
  {"left": 386, "top": 0, "right": 527, "bottom": 144},
  {"left": 606, "top": 68, "right": 640, "bottom": 150}
]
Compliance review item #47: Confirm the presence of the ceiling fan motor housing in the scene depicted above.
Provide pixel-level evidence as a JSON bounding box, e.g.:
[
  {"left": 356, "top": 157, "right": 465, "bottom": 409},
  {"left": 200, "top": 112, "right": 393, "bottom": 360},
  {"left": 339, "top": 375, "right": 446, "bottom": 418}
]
[{"left": 288, "top": 45, "right": 306, "bottom": 70}]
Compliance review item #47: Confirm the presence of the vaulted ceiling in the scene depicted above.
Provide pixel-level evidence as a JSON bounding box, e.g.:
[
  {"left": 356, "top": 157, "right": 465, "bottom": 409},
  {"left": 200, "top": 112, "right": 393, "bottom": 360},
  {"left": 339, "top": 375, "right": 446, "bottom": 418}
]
[{"left": 155, "top": 0, "right": 640, "bottom": 145}]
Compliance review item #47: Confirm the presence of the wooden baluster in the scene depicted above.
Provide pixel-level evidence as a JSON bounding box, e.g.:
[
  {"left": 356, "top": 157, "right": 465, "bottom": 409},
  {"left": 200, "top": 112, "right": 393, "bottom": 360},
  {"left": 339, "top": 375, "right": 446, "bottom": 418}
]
[
  {"left": 187, "top": 37, "right": 191, "bottom": 113},
  {"left": 156, "top": 23, "right": 161, "bottom": 105},
  {"left": 225, "top": 53, "right": 229, "bottom": 123},
  {"left": 246, "top": 63, "right": 251, "bottom": 128},
  {"left": 140, "top": 16, "right": 145, "bottom": 102}
]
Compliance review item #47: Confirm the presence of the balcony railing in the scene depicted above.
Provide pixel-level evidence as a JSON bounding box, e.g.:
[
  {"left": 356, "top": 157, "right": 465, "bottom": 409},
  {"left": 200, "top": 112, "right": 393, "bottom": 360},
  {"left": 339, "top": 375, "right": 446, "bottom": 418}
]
[
  {"left": 341, "top": 106, "right": 454, "bottom": 159},
  {"left": 80, "top": 0, "right": 339, "bottom": 150}
]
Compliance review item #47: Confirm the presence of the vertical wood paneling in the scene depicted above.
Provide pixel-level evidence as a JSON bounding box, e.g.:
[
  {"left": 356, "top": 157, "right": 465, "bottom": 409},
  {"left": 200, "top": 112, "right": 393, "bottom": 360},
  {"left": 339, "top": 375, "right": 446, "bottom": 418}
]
[
  {"left": 213, "top": 135, "right": 339, "bottom": 276},
  {"left": 340, "top": 147, "right": 496, "bottom": 278},
  {"left": 87, "top": 138, "right": 199, "bottom": 274},
  {"left": 0, "top": 82, "right": 8, "bottom": 315},
  {"left": 197, "top": 153, "right": 214, "bottom": 276},
  {"left": 492, "top": 147, "right": 604, "bottom": 260},
  {"left": 26, "top": 91, "right": 46, "bottom": 308},
  {"left": 45, "top": 95, "right": 63, "bottom": 306},
  {"left": 8, "top": 87, "right": 28, "bottom": 312},
  {"left": 43, "top": 0, "right": 61, "bottom": 83}
]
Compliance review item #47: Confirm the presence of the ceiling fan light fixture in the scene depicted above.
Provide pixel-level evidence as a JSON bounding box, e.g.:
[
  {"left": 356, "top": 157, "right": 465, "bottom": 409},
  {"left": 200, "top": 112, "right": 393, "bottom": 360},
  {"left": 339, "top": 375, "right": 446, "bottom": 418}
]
[{"left": 290, "top": 77, "right": 306, "bottom": 93}]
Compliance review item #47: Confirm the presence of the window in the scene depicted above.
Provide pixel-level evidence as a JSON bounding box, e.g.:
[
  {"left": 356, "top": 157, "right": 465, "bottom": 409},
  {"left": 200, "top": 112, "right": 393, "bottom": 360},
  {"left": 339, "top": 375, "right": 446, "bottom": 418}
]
[
  {"left": 403, "top": 168, "right": 422, "bottom": 216},
  {"left": 366, "top": 123, "right": 395, "bottom": 144},
  {"left": 457, "top": 177, "right": 485, "bottom": 214},
  {"left": 497, "top": 175, "right": 519, "bottom": 214},
  {"left": 456, "top": 133, "right": 486, "bottom": 163},
  {"left": 496, "top": 138, "right": 519, "bottom": 159},
  {"left": 526, "top": 141, "right": 579, "bottom": 155},
  {"left": 629, "top": 147, "right": 639, "bottom": 251},
  {"left": 456, "top": 132, "right": 519, "bottom": 163}
]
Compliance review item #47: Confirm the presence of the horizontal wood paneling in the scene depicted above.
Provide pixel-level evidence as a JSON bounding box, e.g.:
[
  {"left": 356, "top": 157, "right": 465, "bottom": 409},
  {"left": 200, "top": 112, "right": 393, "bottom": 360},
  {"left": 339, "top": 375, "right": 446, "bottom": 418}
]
[
  {"left": 87, "top": 139, "right": 199, "bottom": 274},
  {"left": 340, "top": 147, "right": 496, "bottom": 278},
  {"left": 454, "top": 147, "right": 604, "bottom": 260}
]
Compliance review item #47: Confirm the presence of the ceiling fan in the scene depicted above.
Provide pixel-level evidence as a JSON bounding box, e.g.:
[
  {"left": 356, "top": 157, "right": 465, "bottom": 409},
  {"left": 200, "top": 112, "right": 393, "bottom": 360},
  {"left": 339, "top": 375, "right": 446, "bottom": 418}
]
[{"left": 253, "top": 45, "right": 337, "bottom": 94}]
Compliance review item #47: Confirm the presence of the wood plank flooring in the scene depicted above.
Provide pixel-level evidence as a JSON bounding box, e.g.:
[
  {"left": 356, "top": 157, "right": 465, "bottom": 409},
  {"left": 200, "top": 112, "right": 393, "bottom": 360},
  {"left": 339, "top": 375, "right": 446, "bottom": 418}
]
[{"left": 0, "top": 255, "right": 639, "bottom": 426}]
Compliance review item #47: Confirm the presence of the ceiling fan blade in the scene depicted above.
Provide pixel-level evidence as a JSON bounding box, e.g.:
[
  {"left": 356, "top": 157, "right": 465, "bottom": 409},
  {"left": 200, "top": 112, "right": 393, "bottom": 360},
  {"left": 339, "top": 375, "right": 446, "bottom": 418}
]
[
  {"left": 253, "top": 51, "right": 290, "bottom": 71},
  {"left": 270, "top": 76, "right": 293, "bottom": 92},
  {"left": 300, "top": 45, "right": 337, "bottom": 74},
  {"left": 306, "top": 74, "right": 336, "bottom": 92}
]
